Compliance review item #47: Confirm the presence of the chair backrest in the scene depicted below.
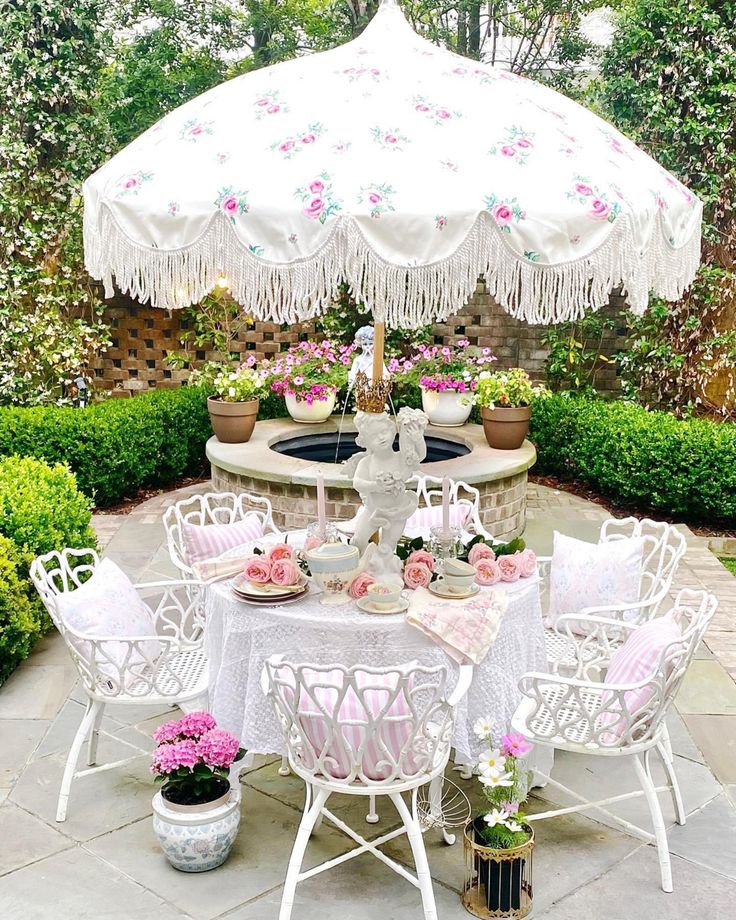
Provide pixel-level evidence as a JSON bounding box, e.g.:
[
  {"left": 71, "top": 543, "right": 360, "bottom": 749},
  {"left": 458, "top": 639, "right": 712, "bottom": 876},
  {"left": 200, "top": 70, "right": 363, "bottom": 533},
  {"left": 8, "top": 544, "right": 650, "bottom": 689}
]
[
  {"left": 30, "top": 549, "right": 203, "bottom": 699},
  {"left": 597, "top": 588, "right": 717, "bottom": 748},
  {"left": 599, "top": 517, "right": 687, "bottom": 615},
  {"left": 264, "top": 659, "right": 456, "bottom": 787},
  {"left": 163, "top": 490, "right": 277, "bottom": 576},
  {"left": 407, "top": 474, "right": 488, "bottom": 540}
]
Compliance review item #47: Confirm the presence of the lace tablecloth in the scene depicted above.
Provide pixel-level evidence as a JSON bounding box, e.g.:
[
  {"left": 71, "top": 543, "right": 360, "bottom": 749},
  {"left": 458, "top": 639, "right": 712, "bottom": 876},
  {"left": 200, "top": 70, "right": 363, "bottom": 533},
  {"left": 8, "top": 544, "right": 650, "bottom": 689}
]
[{"left": 204, "top": 574, "right": 553, "bottom": 774}]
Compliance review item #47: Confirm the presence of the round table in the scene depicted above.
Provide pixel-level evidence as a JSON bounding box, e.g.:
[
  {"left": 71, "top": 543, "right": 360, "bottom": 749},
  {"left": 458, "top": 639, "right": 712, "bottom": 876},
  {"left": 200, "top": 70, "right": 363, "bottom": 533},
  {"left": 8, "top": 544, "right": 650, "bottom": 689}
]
[{"left": 204, "top": 573, "right": 553, "bottom": 775}]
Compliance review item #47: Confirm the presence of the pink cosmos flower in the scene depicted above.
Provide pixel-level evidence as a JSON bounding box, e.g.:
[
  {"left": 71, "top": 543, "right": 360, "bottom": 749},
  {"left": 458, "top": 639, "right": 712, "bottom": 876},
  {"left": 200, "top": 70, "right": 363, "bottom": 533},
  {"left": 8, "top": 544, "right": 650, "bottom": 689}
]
[
  {"left": 497, "top": 554, "right": 521, "bottom": 582},
  {"left": 468, "top": 543, "right": 496, "bottom": 566},
  {"left": 197, "top": 728, "right": 241, "bottom": 768},
  {"left": 589, "top": 198, "right": 611, "bottom": 220},
  {"left": 474, "top": 558, "right": 502, "bottom": 586},
  {"left": 243, "top": 555, "right": 271, "bottom": 583},
  {"left": 304, "top": 198, "right": 325, "bottom": 219},
  {"left": 500, "top": 145, "right": 517, "bottom": 157},
  {"left": 403, "top": 561, "right": 432, "bottom": 590},
  {"left": 349, "top": 571, "right": 375, "bottom": 599},
  {"left": 309, "top": 179, "right": 325, "bottom": 194},
  {"left": 575, "top": 183, "right": 593, "bottom": 197},
  {"left": 407, "top": 549, "right": 435, "bottom": 572},
  {"left": 501, "top": 732, "right": 532, "bottom": 757},
  {"left": 517, "top": 548, "right": 537, "bottom": 578},
  {"left": 270, "top": 559, "right": 300, "bottom": 586},
  {"left": 268, "top": 543, "right": 294, "bottom": 563},
  {"left": 493, "top": 203, "right": 513, "bottom": 226},
  {"left": 221, "top": 195, "right": 239, "bottom": 215}
]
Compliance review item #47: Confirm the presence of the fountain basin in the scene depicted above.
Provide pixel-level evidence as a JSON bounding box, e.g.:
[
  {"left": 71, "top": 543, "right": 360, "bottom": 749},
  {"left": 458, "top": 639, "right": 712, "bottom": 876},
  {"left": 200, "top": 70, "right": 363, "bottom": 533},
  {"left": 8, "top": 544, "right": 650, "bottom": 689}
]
[{"left": 207, "top": 415, "right": 536, "bottom": 540}]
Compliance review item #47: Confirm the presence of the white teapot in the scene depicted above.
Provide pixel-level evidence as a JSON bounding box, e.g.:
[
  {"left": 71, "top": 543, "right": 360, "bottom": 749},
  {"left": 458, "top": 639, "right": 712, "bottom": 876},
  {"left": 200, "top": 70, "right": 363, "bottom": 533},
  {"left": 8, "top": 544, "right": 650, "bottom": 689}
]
[{"left": 304, "top": 542, "right": 361, "bottom": 605}]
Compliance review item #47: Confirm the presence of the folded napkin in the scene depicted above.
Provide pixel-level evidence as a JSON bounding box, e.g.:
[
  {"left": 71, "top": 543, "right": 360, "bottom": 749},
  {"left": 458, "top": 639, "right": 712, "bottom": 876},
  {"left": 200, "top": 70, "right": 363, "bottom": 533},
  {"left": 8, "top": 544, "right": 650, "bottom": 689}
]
[
  {"left": 405, "top": 586, "right": 509, "bottom": 665},
  {"left": 192, "top": 550, "right": 252, "bottom": 583}
]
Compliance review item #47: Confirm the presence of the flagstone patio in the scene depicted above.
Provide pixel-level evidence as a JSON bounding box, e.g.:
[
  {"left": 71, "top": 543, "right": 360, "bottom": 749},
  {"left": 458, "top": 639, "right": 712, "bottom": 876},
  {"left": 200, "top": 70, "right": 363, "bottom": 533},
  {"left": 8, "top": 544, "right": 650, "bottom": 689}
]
[{"left": 1, "top": 482, "right": 735, "bottom": 919}]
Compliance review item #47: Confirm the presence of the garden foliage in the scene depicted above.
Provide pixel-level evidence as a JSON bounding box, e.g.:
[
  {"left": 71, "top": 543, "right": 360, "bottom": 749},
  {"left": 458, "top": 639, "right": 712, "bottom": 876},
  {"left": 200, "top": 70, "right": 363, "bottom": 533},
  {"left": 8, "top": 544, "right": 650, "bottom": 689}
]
[{"left": 531, "top": 395, "right": 736, "bottom": 522}]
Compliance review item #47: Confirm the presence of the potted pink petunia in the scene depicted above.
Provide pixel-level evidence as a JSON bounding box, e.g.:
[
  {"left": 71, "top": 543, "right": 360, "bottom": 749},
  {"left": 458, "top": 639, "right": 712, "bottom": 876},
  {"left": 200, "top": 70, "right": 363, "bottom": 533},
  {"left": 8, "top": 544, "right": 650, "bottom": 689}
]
[
  {"left": 151, "top": 711, "right": 245, "bottom": 872},
  {"left": 264, "top": 339, "right": 353, "bottom": 423},
  {"left": 462, "top": 721, "right": 535, "bottom": 919}
]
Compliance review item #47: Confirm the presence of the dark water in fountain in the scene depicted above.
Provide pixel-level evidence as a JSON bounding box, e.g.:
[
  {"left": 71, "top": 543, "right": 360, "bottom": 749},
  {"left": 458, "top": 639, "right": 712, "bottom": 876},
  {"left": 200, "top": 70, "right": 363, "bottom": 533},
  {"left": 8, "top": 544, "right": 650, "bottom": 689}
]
[{"left": 271, "top": 432, "right": 470, "bottom": 464}]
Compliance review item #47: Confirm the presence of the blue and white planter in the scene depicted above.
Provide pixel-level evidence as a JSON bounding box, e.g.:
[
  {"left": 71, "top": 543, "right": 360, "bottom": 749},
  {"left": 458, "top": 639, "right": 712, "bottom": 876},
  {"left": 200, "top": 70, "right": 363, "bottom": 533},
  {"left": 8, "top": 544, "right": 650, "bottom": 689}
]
[{"left": 152, "top": 785, "right": 241, "bottom": 872}]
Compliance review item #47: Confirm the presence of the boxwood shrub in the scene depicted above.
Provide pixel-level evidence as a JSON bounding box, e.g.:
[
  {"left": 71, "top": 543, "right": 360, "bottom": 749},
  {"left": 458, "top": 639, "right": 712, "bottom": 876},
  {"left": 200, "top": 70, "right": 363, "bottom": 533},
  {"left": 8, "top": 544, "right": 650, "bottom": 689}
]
[
  {"left": 530, "top": 395, "right": 736, "bottom": 523},
  {"left": 0, "top": 535, "right": 39, "bottom": 683}
]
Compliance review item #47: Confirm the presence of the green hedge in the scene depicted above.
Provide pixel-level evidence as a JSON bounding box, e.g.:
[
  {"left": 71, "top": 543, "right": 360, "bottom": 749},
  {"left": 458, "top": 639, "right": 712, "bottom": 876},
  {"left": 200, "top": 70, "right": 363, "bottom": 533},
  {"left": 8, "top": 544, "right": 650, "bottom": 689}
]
[
  {"left": 530, "top": 395, "right": 736, "bottom": 523},
  {"left": 0, "top": 456, "right": 96, "bottom": 681},
  {"left": 0, "top": 386, "right": 214, "bottom": 507}
]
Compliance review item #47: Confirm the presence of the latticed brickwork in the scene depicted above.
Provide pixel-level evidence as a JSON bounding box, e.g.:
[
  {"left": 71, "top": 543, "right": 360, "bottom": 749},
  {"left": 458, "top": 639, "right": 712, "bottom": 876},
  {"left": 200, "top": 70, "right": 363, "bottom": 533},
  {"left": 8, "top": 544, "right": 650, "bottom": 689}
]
[{"left": 92, "top": 285, "right": 628, "bottom": 394}]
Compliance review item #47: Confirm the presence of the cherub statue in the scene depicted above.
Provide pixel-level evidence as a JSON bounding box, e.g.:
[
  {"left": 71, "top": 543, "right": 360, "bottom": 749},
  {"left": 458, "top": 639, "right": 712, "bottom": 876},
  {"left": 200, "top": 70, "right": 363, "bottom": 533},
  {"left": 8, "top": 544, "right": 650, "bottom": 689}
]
[
  {"left": 348, "top": 324, "right": 387, "bottom": 386},
  {"left": 346, "top": 407, "right": 429, "bottom": 578}
]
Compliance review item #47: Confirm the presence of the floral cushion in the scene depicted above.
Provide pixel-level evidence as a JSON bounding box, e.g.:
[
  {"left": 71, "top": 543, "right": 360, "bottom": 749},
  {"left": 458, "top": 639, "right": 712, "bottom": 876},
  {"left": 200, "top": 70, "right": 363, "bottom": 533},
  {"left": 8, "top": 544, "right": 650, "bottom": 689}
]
[
  {"left": 597, "top": 613, "right": 683, "bottom": 743},
  {"left": 56, "top": 558, "right": 160, "bottom": 689},
  {"left": 182, "top": 514, "right": 265, "bottom": 565},
  {"left": 546, "top": 531, "right": 645, "bottom": 632},
  {"left": 403, "top": 503, "right": 471, "bottom": 539}
]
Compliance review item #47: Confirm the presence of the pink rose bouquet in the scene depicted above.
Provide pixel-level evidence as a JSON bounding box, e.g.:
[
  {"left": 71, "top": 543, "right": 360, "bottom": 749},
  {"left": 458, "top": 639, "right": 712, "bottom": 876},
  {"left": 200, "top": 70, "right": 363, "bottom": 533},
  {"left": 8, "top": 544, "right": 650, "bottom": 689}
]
[
  {"left": 474, "top": 558, "right": 502, "bottom": 586},
  {"left": 497, "top": 554, "right": 521, "bottom": 582},
  {"left": 349, "top": 571, "right": 375, "bottom": 599},
  {"left": 468, "top": 542, "right": 496, "bottom": 566},
  {"left": 407, "top": 548, "right": 435, "bottom": 572},
  {"left": 243, "top": 555, "right": 271, "bottom": 583},
  {"left": 151, "top": 711, "right": 244, "bottom": 807},
  {"left": 268, "top": 543, "right": 294, "bottom": 563},
  {"left": 404, "top": 561, "right": 432, "bottom": 590},
  {"left": 270, "top": 559, "right": 300, "bottom": 587},
  {"left": 517, "top": 548, "right": 537, "bottom": 578}
]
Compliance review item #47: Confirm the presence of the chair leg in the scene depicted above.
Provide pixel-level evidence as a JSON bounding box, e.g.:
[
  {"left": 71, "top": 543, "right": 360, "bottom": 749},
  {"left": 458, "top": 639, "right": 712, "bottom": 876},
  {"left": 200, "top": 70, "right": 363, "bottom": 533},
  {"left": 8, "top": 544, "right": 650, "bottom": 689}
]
[
  {"left": 657, "top": 741, "right": 686, "bottom": 826},
  {"left": 86, "top": 702, "right": 105, "bottom": 766},
  {"left": 391, "top": 791, "right": 438, "bottom": 920},
  {"left": 57, "top": 700, "right": 102, "bottom": 823},
  {"left": 278, "top": 755, "right": 291, "bottom": 776},
  {"left": 366, "top": 793, "right": 379, "bottom": 824},
  {"left": 633, "top": 753, "right": 673, "bottom": 893},
  {"left": 660, "top": 723, "right": 674, "bottom": 762},
  {"left": 279, "top": 787, "right": 330, "bottom": 920}
]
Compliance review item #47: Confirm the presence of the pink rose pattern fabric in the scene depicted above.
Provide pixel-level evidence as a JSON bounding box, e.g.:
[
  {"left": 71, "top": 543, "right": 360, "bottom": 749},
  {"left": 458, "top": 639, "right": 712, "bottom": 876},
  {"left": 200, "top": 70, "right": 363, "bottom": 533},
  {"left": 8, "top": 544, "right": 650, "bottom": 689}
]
[
  {"left": 182, "top": 515, "right": 264, "bottom": 565},
  {"left": 86, "top": 3, "right": 700, "bottom": 320}
]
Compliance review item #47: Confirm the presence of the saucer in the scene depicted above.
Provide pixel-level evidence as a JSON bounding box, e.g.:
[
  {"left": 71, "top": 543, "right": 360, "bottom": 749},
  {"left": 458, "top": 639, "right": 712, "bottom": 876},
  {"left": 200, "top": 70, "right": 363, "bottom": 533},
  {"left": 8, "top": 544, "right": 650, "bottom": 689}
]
[
  {"left": 356, "top": 596, "right": 410, "bottom": 615},
  {"left": 428, "top": 581, "right": 480, "bottom": 600}
]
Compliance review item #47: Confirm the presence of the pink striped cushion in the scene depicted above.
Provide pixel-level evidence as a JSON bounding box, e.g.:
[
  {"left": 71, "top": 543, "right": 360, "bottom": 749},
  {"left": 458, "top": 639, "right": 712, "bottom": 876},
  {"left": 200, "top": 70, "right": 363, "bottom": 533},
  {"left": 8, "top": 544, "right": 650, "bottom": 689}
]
[
  {"left": 182, "top": 514, "right": 264, "bottom": 565},
  {"left": 403, "top": 503, "right": 471, "bottom": 538},
  {"left": 597, "top": 614, "right": 682, "bottom": 742},
  {"left": 285, "top": 668, "right": 420, "bottom": 781}
]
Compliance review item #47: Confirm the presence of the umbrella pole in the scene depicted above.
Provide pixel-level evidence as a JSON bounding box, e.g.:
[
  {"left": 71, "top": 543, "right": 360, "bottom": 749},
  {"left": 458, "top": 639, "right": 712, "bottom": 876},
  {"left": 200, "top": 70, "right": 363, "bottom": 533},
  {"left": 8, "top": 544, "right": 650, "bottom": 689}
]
[{"left": 372, "top": 322, "right": 385, "bottom": 383}]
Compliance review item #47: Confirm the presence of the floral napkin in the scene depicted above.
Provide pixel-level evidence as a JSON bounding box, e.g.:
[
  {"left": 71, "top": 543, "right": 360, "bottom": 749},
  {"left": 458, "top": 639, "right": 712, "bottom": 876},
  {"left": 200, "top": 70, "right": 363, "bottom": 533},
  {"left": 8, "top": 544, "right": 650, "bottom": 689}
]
[{"left": 405, "top": 586, "right": 509, "bottom": 665}]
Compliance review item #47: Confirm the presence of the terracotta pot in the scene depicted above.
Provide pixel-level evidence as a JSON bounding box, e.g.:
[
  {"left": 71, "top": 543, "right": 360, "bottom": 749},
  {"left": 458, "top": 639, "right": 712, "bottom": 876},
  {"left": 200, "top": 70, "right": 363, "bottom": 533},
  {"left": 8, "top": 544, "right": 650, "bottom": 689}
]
[
  {"left": 208, "top": 396, "right": 259, "bottom": 443},
  {"left": 480, "top": 405, "right": 531, "bottom": 450},
  {"left": 285, "top": 390, "right": 336, "bottom": 424},
  {"left": 421, "top": 387, "right": 473, "bottom": 427}
]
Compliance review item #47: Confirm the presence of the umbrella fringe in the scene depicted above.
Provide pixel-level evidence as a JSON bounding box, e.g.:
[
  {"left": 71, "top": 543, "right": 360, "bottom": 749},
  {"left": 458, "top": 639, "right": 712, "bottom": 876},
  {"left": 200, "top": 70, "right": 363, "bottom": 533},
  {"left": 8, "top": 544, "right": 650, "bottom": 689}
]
[{"left": 84, "top": 204, "right": 702, "bottom": 329}]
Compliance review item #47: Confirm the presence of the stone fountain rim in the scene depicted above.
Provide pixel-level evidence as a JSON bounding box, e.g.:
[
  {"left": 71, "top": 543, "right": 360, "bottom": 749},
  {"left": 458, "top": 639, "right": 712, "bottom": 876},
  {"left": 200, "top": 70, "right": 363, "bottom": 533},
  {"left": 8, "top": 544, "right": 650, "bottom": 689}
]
[{"left": 206, "top": 414, "right": 536, "bottom": 489}]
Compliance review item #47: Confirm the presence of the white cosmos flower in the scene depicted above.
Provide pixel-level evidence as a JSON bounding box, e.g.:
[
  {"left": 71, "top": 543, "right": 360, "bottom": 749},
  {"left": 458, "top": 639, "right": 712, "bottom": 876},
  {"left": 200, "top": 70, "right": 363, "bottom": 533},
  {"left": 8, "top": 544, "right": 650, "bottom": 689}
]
[
  {"left": 473, "top": 717, "right": 493, "bottom": 739},
  {"left": 506, "top": 819, "right": 524, "bottom": 833},
  {"left": 478, "top": 748, "right": 506, "bottom": 774},
  {"left": 482, "top": 809, "right": 509, "bottom": 828},
  {"left": 478, "top": 769, "right": 514, "bottom": 789}
]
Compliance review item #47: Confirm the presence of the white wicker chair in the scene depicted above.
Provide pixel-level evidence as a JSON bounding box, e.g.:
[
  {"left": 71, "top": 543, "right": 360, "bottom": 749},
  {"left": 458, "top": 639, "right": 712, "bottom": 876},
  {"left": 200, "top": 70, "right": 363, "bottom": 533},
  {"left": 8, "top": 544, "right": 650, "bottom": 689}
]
[
  {"left": 263, "top": 658, "right": 473, "bottom": 920},
  {"left": 30, "top": 548, "right": 208, "bottom": 822},
  {"left": 512, "top": 588, "right": 717, "bottom": 892},
  {"left": 541, "top": 518, "right": 687, "bottom": 673},
  {"left": 163, "top": 489, "right": 280, "bottom": 580}
]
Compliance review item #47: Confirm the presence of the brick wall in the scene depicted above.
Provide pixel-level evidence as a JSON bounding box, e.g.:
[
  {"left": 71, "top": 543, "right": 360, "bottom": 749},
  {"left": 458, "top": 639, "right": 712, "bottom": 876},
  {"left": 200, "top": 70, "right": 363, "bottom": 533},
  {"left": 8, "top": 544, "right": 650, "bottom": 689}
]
[{"left": 92, "top": 285, "right": 628, "bottom": 395}]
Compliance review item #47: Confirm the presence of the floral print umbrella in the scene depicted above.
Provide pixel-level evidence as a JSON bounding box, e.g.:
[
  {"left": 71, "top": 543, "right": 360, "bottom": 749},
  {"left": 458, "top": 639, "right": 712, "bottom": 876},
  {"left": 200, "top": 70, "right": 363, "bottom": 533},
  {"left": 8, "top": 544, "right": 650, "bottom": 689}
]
[{"left": 84, "top": 0, "right": 701, "bottom": 328}]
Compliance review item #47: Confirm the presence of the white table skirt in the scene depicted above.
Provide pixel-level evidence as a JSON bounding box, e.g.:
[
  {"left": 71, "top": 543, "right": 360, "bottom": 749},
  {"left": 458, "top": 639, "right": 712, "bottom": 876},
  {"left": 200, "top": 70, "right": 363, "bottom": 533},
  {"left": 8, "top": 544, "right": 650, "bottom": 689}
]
[{"left": 204, "top": 574, "right": 553, "bottom": 777}]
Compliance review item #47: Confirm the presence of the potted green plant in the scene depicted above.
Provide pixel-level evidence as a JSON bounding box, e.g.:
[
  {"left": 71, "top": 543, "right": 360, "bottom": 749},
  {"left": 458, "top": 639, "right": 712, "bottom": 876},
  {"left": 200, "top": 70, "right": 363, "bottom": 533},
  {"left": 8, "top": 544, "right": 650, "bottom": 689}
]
[
  {"left": 475, "top": 368, "right": 547, "bottom": 449},
  {"left": 207, "top": 360, "right": 267, "bottom": 443},
  {"left": 265, "top": 339, "right": 353, "bottom": 423},
  {"left": 391, "top": 339, "right": 495, "bottom": 427},
  {"left": 151, "top": 711, "right": 245, "bottom": 872},
  {"left": 462, "top": 724, "right": 535, "bottom": 919}
]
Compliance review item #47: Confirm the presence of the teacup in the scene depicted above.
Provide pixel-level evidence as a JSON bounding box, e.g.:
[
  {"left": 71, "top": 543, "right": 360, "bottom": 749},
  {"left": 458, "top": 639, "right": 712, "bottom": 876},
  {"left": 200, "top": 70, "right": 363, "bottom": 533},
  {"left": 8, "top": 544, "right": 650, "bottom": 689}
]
[
  {"left": 444, "top": 558, "right": 476, "bottom": 578},
  {"left": 366, "top": 581, "right": 403, "bottom": 611},
  {"left": 436, "top": 571, "right": 476, "bottom": 595}
]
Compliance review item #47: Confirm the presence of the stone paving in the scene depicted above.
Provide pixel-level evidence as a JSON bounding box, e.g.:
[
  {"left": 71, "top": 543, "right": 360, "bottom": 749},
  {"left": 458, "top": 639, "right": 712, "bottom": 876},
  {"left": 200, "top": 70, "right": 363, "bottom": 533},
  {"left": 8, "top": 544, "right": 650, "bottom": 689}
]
[{"left": 1, "top": 481, "right": 736, "bottom": 919}]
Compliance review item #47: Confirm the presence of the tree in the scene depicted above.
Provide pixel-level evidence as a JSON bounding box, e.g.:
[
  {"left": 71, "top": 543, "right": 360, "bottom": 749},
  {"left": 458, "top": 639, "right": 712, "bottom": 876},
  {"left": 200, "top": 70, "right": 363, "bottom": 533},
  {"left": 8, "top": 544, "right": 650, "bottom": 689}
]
[
  {"left": 0, "top": 1, "right": 113, "bottom": 406},
  {"left": 601, "top": 0, "right": 736, "bottom": 415}
]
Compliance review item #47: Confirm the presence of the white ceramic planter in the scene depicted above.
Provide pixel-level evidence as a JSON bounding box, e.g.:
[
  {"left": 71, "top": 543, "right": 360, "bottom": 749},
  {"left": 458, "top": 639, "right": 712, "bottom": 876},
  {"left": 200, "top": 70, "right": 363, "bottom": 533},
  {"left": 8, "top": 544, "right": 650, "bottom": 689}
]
[
  {"left": 285, "top": 390, "right": 337, "bottom": 424},
  {"left": 421, "top": 387, "right": 473, "bottom": 427},
  {"left": 152, "top": 785, "right": 241, "bottom": 872}
]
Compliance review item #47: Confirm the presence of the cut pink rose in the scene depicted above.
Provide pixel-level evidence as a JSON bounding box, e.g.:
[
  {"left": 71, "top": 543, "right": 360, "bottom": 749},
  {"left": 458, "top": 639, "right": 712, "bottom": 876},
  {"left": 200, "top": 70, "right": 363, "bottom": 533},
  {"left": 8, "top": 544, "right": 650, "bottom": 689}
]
[
  {"left": 517, "top": 548, "right": 537, "bottom": 578},
  {"left": 407, "top": 549, "right": 434, "bottom": 572},
  {"left": 468, "top": 542, "right": 496, "bottom": 566},
  {"left": 268, "top": 543, "right": 294, "bottom": 563},
  {"left": 474, "top": 559, "right": 502, "bottom": 586},
  {"left": 403, "top": 561, "right": 432, "bottom": 590},
  {"left": 271, "top": 559, "right": 300, "bottom": 586},
  {"left": 243, "top": 555, "right": 271, "bottom": 583},
  {"left": 498, "top": 554, "right": 521, "bottom": 582},
  {"left": 349, "top": 572, "right": 375, "bottom": 599},
  {"left": 493, "top": 204, "right": 513, "bottom": 226}
]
